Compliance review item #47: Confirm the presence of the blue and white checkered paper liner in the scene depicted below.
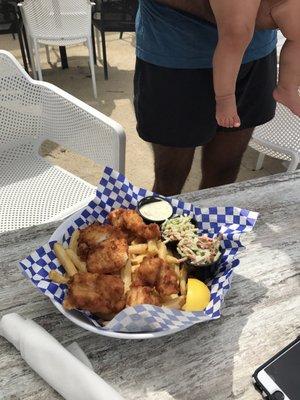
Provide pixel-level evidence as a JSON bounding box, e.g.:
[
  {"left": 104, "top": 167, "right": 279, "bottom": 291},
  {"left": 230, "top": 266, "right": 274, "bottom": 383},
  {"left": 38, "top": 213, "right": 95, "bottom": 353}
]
[{"left": 19, "top": 166, "right": 258, "bottom": 333}]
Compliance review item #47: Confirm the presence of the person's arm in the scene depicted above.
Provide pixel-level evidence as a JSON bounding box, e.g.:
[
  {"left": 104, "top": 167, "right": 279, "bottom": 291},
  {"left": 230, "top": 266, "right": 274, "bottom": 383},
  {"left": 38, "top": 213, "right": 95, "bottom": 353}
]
[{"left": 155, "top": 0, "right": 216, "bottom": 23}]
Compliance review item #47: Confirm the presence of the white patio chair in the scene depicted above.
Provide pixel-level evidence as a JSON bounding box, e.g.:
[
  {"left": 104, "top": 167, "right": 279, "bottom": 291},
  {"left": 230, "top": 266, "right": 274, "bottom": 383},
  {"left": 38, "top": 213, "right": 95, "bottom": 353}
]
[
  {"left": 249, "top": 104, "right": 300, "bottom": 172},
  {"left": 18, "top": 0, "right": 98, "bottom": 98},
  {"left": 0, "top": 50, "right": 125, "bottom": 233},
  {"left": 249, "top": 32, "right": 299, "bottom": 172}
]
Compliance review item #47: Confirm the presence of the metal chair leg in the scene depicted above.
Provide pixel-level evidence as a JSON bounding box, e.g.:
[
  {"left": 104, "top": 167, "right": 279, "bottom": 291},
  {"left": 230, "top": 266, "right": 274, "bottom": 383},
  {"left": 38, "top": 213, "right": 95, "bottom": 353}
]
[
  {"left": 91, "top": 26, "right": 97, "bottom": 65},
  {"left": 22, "top": 25, "right": 32, "bottom": 69},
  {"left": 100, "top": 30, "right": 108, "bottom": 80},
  {"left": 119, "top": 0, "right": 126, "bottom": 40},
  {"left": 87, "top": 36, "right": 98, "bottom": 99},
  {"left": 17, "top": 29, "right": 29, "bottom": 72},
  {"left": 59, "top": 46, "right": 68, "bottom": 69}
]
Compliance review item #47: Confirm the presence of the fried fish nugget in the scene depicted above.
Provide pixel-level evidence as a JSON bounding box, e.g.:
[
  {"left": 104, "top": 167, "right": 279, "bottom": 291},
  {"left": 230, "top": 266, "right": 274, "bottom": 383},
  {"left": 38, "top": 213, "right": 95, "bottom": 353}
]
[
  {"left": 126, "top": 286, "right": 161, "bottom": 307},
  {"left": 108, "top": 209, "right": 161, "bottom": 241},
  {"left": 86, "top": 237, "right": 128, "bottom": 274},
  {"left": 122, "top": 210, "right": 161, "bottom": 241},
  {"left": 156, "top": 262, "right": 179, "bottom": 297},
  {"left": 107, "top": 208, "right": 126, "bottom": 228},
  {"left": 141, "top": 223, "right": 161, "bottom": 241},
  {"left": 63, "top": 272, "right": 125, "bottom": 315},
  {"left": 132, "top": 256, "right": 163, "bottom": 287},
  {"left": 77, "top": 223, "right": 115, "bottom": 260}
]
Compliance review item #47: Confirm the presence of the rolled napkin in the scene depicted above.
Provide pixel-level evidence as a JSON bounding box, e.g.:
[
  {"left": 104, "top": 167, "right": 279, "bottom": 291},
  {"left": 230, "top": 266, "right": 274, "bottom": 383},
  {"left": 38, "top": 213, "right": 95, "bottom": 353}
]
[
  {"left": 66, "top": 341, "right": 94, "bottom": 370},
  {"left": 0, "top": 313, "right": 125, "bottom": 400}
]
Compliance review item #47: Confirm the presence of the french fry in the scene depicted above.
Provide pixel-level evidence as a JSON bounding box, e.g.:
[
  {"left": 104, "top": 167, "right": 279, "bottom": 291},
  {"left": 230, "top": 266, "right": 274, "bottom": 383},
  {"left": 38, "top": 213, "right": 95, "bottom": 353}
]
[
  {"left": 66, "top": 249, "right": 87, "bottom": 272},
  {"left": 147, "top": 239, "right": 158, "bottom": 255},
  {"left": 131, "top": 238, "right": 143, "bottom": 245},
  {"left": 131, "top": 264, "right": 140, "bottom": 273},
  {"left": 128, "top": 244, "right": 148, "bottom": 255},
  {"left": 157, "top": 241, "right": 167, "bottom": 260},
  {"left": 161, "top": 294, "right": 178, "bottom": 302},
  {"left": 53, "top": 243, "right": 77, "bottom": 277},
  {"left": 130, "top": 254, "right": 146, "bottom": 265},
  {"left": 121, "top": 259, "right": 132, "bottom": 293},
  {"left": 165, "top": 255, "right": 180, "bottom": 265},
  {"left": 49, "top": 270, "right": 70, "bottom": 284},
  {"left": 180, "top": 265, "right": 188, "bottom": 295},
  {"left": 69, "top": 230, "right": 80, "bottom": 254},
  {"left": 162, "top": 295, "right": 186, "bottom": 310},
  {"left": 166, "top": 248, "right": 173, "bottom": 257},
  {"left": 174, "top": 265, "right": 180, "bottom": 279}
]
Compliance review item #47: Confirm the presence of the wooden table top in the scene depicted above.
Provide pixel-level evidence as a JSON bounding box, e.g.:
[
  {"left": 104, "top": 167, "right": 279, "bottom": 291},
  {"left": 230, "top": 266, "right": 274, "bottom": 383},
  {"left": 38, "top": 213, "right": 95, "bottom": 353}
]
[{"left": 1, "top": 171, "right": 299, "bottom": 400}]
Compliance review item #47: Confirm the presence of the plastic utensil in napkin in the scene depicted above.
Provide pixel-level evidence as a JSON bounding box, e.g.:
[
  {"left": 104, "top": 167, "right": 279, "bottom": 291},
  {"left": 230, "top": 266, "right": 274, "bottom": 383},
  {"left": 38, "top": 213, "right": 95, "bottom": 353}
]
[{"left": 0, "top": 313, "right": 125, "bottom": 400}]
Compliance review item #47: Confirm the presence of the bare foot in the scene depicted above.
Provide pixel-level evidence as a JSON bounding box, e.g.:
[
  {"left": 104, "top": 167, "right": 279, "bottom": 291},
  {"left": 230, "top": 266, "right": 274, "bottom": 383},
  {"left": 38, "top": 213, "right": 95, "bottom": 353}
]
[
  {"left": 215, "top": 94, "right": 241, "bottom": 128},
  {"left": 273, "top": 86, "right": 300, "bottom": 117}
]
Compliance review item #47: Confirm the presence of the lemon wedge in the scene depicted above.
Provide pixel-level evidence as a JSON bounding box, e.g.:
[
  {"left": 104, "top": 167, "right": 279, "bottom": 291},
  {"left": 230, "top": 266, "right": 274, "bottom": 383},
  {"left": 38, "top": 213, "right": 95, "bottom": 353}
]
[{"left": 182, "top": 278, "right": 211, "bottom": 312}]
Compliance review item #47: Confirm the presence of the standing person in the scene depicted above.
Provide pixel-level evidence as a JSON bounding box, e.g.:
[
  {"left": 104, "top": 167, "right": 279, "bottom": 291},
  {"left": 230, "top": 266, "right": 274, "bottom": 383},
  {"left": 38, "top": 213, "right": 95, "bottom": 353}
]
[{"left": 134, "top": 0, "right": 277, "bottom": 196}]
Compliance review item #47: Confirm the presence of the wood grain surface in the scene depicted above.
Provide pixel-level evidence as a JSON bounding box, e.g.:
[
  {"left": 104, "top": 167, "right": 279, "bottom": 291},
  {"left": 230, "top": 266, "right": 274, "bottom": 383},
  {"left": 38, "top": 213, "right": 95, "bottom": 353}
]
[{"left": 0, "top": 171, "right": 299, "bottom": 400}]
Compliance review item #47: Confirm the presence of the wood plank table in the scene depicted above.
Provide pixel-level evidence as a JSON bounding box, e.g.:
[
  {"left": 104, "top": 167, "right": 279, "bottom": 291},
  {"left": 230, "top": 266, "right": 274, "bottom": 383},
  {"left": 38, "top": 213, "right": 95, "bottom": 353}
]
[{"left": 0, "top": 171, "right": 299, "bottom": 400}]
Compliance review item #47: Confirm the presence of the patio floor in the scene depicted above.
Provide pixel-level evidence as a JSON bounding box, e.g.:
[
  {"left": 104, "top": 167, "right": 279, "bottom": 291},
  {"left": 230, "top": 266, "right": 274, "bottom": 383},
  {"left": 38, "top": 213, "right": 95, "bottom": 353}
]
[{"left": 1, "top": 33, "right": 286, "bottom": 193}]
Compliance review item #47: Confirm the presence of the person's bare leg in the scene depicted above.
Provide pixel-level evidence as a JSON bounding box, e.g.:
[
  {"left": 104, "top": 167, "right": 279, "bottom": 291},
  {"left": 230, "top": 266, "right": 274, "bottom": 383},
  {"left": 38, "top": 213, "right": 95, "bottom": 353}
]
[
  {"left": 209, "top": 0, "right": 260, "bottom": 128},
  {"left": 200, "top": 128, "right": 253, "bottom": 189},
  {"left": 271, "top": 0, "right": 300, "bottom": 117},
  {"left": 152, "top": 144, "right": 195, "bottom": 196}
]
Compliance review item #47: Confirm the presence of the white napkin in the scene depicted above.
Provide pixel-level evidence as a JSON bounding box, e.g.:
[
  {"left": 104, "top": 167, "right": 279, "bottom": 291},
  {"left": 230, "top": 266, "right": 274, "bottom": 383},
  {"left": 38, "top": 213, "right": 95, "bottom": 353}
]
[
  {"left": 0, "top": 313, "right": 125, "bottom": 400},
  {"left": 66, "top": 341, "right": 94, "bottom": 370}
]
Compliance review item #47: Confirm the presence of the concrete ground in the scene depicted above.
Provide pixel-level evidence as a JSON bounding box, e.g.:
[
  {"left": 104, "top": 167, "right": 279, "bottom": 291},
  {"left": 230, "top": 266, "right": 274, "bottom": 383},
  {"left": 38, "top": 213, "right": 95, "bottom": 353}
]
[{"left": 1, "top": 33, "right": 287, "bottom": 193}]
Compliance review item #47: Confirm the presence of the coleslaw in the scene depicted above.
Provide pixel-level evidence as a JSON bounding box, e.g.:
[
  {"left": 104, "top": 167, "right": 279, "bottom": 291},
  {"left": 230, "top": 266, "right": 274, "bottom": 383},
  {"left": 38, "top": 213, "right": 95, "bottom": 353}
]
[{"left": 161, "top": 215, "right": 222, "bottom": 266}]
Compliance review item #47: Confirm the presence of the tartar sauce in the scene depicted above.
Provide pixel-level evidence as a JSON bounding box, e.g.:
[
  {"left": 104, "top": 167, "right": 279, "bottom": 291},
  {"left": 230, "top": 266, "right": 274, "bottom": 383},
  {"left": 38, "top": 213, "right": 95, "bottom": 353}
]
[{"left": 139, "top": 200, "right": 173, "bottom": 221}]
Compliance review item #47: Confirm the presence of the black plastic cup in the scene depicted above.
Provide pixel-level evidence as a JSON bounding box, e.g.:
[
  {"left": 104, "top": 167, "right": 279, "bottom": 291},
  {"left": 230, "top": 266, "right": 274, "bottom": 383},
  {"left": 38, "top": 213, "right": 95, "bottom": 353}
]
[
  {"left": 166, "top": 239, "right": 224, "bottom": 283},
  {"left": 137, "top": 196, "right": 174, "bottom": 224},
  {"left": 184, "top": 247, "right": 225, "bottom": 282}
]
